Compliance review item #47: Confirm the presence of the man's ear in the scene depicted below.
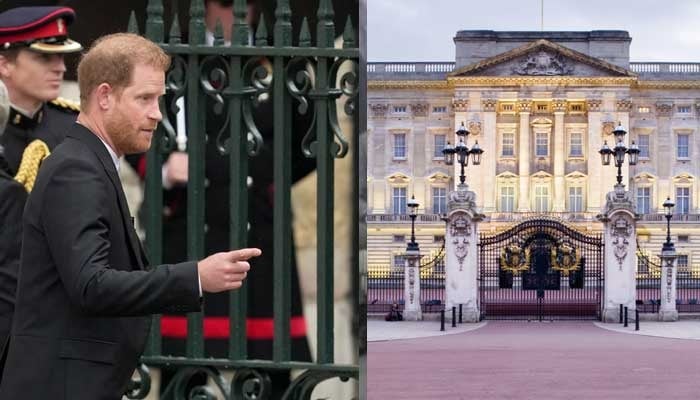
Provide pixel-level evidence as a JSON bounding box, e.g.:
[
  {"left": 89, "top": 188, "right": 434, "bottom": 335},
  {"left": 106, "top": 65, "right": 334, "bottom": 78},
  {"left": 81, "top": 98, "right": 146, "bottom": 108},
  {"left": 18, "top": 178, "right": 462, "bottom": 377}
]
[
  {"left": 0, "top": 55, "right": 13, "bottom": 79},
  {"left": 95, "top": 83, "right": 113, "bottom": 111}
]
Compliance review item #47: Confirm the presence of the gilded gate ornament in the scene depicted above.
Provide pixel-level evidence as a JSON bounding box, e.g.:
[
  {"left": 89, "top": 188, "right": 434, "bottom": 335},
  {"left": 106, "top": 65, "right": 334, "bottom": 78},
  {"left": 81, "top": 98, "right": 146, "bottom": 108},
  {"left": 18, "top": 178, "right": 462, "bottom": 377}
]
[
  {"left": 550, "top": 240, "right": 581, "bottom": 275},
  {"left": 500, "top": 243, "right": 530, "bottom": 274}
]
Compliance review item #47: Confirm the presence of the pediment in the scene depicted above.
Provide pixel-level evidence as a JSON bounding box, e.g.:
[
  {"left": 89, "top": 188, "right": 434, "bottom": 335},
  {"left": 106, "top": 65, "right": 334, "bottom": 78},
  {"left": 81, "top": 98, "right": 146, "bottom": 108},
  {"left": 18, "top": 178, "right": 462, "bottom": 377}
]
[
  {"left": 449, "top": 39, "right": 635, "bottom": 78},
  {"left": 387, "top": 173, "right": 411, "bottom": 184}
]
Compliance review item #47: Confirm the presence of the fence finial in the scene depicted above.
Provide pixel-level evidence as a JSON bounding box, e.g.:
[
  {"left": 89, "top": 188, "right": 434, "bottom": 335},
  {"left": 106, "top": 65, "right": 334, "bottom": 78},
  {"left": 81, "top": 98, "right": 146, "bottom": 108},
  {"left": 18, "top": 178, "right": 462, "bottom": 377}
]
[
  {"left": 168, "top": 14, "right": 181, "bottom": 45},
  {"left": 127, "top": 11, "right": 139, "bottom": 34},
  {"left": 255, "top": 13, "right": 268, "bottom": 46},
  {"left": 299, "top": 17, "right": 311, "bottom": 48},
  {"left": 316, "top": 0, "right": 335, "bottom": 48},
  {"left": 232, "top": 0, "right": 250, "bottom": 45},
  {"left": 145, "top": 0, "right": 164, "bottom": 42},
  {"left": 273, "top": 0, "right": 291, "bottom": 47},
  {"left": 342, "top": 15, "right": 355, "bottom": 49},
  {"left": 189, "top": 0, "right": 205, "bottom": 45}
]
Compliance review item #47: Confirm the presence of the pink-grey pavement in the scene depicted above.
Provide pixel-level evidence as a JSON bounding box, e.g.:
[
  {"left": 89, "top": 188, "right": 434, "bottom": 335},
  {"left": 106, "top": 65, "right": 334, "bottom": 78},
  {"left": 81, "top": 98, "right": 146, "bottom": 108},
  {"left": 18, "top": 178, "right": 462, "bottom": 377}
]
[{"left": 367, "top": 321, "right": 700, "bottom": 399}]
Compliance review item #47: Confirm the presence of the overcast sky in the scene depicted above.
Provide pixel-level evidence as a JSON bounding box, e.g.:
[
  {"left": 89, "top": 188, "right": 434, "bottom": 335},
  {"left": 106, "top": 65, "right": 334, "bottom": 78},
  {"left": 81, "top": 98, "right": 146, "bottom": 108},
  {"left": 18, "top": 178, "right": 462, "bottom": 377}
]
[{"left": 368, "top": 0, "right": 700, "bottom": 62}]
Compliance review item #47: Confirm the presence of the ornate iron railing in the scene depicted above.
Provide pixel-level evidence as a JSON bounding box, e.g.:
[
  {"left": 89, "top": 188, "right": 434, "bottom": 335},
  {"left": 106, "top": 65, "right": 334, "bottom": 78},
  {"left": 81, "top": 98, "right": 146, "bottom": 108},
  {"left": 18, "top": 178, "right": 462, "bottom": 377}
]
[{"left": 126, "top": 0, "right": 359, "bottom": 398}]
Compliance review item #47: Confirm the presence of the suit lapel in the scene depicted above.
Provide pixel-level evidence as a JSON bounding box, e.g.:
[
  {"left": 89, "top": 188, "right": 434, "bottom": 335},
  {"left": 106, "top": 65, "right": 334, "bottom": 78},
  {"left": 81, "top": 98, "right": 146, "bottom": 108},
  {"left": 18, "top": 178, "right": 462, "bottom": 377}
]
[{"left": 68, "top": 124, "right": 147, "bottom": 270}]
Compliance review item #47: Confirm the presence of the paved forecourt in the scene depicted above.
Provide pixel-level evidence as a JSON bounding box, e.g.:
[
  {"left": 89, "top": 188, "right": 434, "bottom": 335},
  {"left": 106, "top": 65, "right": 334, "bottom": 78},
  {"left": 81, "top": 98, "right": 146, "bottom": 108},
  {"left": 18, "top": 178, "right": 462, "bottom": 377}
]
[{"left": 367, "top": 320, "right": 700, "bottom": 399}]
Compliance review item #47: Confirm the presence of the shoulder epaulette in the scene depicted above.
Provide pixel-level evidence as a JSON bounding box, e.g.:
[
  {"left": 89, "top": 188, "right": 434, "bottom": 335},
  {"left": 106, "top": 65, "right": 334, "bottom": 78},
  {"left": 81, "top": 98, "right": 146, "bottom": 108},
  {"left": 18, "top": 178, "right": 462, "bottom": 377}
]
[{"left": 48, "top": 97, "right": 80, "bottom": 113}]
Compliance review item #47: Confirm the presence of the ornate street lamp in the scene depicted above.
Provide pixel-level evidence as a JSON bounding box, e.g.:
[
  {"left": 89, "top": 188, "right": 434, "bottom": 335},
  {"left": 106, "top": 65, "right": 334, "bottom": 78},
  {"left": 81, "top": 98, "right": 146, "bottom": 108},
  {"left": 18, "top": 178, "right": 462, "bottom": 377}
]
[
  {"left": 407, "top": 195, "right": 419, "bottom": 251},
  {"left": 442, "top": 122, "right": 483, "bottom": 185},
  {"left": 599, "top": 122, "right": 640, "bottom": 186},
  {"left": 663, "top": 196, "right": 675, "bottom": 252}
]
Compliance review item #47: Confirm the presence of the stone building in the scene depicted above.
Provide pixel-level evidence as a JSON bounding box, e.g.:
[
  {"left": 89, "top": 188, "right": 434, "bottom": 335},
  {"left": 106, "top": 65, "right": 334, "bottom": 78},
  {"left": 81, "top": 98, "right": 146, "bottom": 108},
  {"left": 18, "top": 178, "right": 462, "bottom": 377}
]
[{"left": 367, "top": 30, "right": 700, "bottom": 274}]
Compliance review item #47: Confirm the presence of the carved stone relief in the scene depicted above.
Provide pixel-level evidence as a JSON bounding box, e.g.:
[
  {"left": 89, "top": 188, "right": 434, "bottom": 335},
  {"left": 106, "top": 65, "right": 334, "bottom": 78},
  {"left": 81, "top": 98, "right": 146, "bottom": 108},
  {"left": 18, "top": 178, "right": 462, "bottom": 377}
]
[
  {"left": 481, "top": 99, "right": 497, "bottom": 112},
  {"left": 468, "top": 120, "right": 482, "bottom": 136},
  {"left": 512, "top": 50, "right": 574, "bottom": 76},
  {"left": 616, "top": 99, "right": 633, "bottom": 112},
  {"left": 602, "top": 121, "right": 615, "bottom": 136},
  {"left": 450, "top": 214, "right": 472, "bottom": 271},
  {"left": 656, "top": 102, "right": 674, "bottom": 117},
  {"left": 552, "top": 99, "right": 567, "bottom": 113},
  {"left": 517, "top": 99, "right": 532, "bottom": 113},
  {"left": 586, "top": 99, "right": 602, "bottom": 112},
  {"left": 452, "top": 98, "right": 469, "bottom": 112},
  {"left": 610, "top": 216, "right": 632, "bottom": 271},
  {"left": 411, "top": 103, "right": 429, "bottom": 117},
  {"left": 370, "top": 103, "right": 389, "bottom": 118}
]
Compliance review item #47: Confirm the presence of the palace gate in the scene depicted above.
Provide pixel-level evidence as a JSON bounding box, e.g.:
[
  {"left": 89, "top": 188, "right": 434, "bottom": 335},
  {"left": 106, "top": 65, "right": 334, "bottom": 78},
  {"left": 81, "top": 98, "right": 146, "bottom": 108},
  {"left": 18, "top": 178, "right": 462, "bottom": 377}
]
[{"left": 478, "top": 217, "right": 604, "bottom": 321}]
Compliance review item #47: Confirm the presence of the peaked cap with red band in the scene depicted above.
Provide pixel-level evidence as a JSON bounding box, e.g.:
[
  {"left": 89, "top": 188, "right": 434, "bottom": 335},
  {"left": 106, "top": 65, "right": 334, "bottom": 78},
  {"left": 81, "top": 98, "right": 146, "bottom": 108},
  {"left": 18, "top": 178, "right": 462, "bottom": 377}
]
[{"left": 0, "top": 6, "right": 82, "bottom": 54}]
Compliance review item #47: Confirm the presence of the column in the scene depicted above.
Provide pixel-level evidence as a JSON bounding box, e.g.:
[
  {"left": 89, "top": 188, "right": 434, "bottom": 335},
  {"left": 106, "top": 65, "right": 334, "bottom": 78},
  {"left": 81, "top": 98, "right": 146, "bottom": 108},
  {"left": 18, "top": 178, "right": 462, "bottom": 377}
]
[
  {"left": 586, "top": 99, "right": 603, "bottom": 213},
  {"left": 480, "top": 98, "right": 497, "bottom": 212},
  {"left": 403, "top": 248, "right": 422, "bottom": 321},
  {"left": 598, "top": 193, "right": 638, "bottom": 322},
  {"left": 517, "top": 99, "right": 531, "bottom": 212},
  {"left": 553, "top": 99, "right": 567, "bottom": 212},
  {"left": 659, "top": 245, "right": 679, "bottom": 321}
]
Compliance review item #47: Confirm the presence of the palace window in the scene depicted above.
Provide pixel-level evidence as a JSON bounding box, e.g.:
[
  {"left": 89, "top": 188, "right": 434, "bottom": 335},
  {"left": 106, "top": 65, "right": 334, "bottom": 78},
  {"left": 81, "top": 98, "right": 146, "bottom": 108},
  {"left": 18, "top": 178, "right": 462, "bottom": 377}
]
[
  {"left": 677, "top": 134, "right": 690, "bottom": 159},
  {"left": 568, "top": 187, "right": 584, "bottom": 212},
  {"left": 393, "top": 235, "right": 405, "bottom": 243},
  {"left": 393, "top": 106, "right": 407, "bottom": 113},
  {"left": 432, "top": 106, "right": 447, "bottom": 113},
  {"left": 432, "top": 187, "right": 447, "bottom": 214},
  {"left": 393, "top": 133, "right": 406, "bottom": 159},
  {"left": 569, "top": 132, "right": 583, "bottom": 157},
  {"left": 392, "top": 187, "right": 407, "bottom": 214},
  {"left": 678, "top": 105, "right": 691, "bottom": 114},
  {"left": 392, "top": 255, "right": 406, "bottom": 271},
  {"left": 433, "top": 134, "right": 446, "bottom": 158},
  {"left": 535, "top": 132, "right": 549, "bottom": 157},
  {"left": 570, "top": 103, "right": 584, "bottom": 112},
  {"left": 636, "top": 187, "right": 651, "bottom": 214},
  {"left": 499, "top": 186, "right": 515, "bottom": 212},
  {"left": 678, "top": 255, "right": 689, "bottom": 276},
  {"left": 534, "top": 186, "right": 550, "bottom": 212},
  {"left": 637, "top": 134, "right": 650, "bottom": 159},
  {"left": 637, "top": 106, "right": 650, "bottom": 114},
  {"left": 676, "top": 187, "right": 690, "bottom": 214},
  {"left": 502, "top": 132, "right": 515, "bottom": 157}
]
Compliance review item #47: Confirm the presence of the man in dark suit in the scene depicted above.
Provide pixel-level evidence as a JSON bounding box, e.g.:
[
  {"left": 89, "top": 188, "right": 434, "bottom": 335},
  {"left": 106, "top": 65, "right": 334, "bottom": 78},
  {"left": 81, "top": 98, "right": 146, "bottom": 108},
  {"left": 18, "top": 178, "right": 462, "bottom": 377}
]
[{"left": 0, "top": 33, "right": 261, "bottom": 400}]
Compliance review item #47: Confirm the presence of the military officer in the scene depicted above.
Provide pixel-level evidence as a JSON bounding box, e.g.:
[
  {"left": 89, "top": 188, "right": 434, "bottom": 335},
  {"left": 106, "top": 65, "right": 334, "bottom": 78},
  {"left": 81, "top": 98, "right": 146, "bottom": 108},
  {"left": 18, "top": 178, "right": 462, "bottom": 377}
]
[
  {"left": 0, "top": 6, "right": 81, "bottom": 376},
  {"left": 0, "top": 6, "right": 82, "bottom": 175}
]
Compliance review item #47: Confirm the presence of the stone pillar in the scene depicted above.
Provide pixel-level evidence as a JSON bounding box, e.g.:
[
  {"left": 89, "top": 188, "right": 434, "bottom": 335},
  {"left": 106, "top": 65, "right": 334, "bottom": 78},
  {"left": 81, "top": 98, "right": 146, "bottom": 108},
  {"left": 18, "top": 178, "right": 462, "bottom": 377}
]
[
  {"left": 659, "top": 245, "right": 679, "bottom": 321},
  {"left": 597, "top": 185, "right": 638, "bottom": 322},
  {"left": 403, "top": 248, "right": 422, "bottom": 320},
  {"left": 479, "top": 98, "right": 497, "bottom": 212},
  {"left": 444, "top": 185, "right": 484, "bottom": 322},
  {"left": 586, "top": 99, "right": 603, "bottom": 213},
  {"left": 553, "top": 99, "right": 567, "bottom": 212},
  {"left": 517, "top": 99, "right": 531, "bottom": 212}
]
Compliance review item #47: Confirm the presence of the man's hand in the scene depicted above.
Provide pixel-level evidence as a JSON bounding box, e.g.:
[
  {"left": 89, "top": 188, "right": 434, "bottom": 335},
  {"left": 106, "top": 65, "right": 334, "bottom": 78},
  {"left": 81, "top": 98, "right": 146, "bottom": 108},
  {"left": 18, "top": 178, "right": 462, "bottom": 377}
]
[
  {"left": 163, "top": 152, "right": 188, "bottom": 187},
  {"left": 198, "top": 248, "right": 261, "bottom": 293}
]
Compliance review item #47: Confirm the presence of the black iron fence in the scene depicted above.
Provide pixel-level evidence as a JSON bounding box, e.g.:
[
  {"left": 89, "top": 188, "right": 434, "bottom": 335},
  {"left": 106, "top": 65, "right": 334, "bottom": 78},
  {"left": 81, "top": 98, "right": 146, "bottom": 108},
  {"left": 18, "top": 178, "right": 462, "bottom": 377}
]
[{"left": 636, "top": 251, "right": 661, "bottom": 313}]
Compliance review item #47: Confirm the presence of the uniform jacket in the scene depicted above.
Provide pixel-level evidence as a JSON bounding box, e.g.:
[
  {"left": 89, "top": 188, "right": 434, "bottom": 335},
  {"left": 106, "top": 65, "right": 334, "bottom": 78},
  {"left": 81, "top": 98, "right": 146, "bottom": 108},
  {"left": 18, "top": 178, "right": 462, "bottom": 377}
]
[
  {"left": 0, "top": 123, "right": 201, "bottom": 400},
  {"left": 0, "top": 168, "right": 25, "bottom": 356}
]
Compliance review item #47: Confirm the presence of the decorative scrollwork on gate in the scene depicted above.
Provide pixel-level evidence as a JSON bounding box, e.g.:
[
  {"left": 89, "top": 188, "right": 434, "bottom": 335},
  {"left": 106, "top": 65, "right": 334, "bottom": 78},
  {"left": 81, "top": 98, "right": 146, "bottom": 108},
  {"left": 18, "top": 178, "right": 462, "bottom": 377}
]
[
  {"left": 500, "top": 244, "right": 530, "bottom": 274},
  {"left": 550, "top": 240, "right": 581, "bottom": 275}
]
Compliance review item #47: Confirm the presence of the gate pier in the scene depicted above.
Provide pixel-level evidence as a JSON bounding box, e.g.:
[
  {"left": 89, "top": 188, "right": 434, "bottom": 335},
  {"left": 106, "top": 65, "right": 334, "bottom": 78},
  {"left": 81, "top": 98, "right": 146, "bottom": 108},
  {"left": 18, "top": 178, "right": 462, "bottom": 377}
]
[
  {"left": 597, "top": 185, "right": 639, "bottom": 323},
  {"left": 445, "top": 184, "right": 483, "bottom": 322}
]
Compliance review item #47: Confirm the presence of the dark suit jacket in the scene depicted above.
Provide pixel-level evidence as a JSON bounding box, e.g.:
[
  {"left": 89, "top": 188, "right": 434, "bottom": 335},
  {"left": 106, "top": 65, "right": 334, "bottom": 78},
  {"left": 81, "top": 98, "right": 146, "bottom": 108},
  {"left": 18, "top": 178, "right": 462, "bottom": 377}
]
[
  {"left": 0, "top": 123, "right": 201, "bottom": 400},
  {"left": 0, "top": 169, "right": 26, "bottom": 356}
]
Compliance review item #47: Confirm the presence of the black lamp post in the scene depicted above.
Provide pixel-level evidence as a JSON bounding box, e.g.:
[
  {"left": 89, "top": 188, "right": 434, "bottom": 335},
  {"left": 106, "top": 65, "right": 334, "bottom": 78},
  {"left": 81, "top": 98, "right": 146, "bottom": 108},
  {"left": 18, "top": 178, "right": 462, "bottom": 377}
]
[
  {"left": 442, "top": 122, "right": 483, "bottom": 185},
  {"left": 663, "top": 196, "right": 675, "bottom": 252},
  {"left": 599, "top": 122, "right": 640, "bottom": 186},
  {"left": 407, "top": 195, "right": 419, "bottom": 251}
]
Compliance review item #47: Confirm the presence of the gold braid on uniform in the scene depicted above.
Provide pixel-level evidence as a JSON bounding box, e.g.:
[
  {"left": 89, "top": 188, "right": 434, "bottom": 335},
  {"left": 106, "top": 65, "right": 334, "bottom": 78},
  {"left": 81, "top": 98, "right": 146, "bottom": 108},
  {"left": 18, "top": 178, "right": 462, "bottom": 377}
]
[{"left": 14, "top": 139, "right": 50, "bottom": 192}]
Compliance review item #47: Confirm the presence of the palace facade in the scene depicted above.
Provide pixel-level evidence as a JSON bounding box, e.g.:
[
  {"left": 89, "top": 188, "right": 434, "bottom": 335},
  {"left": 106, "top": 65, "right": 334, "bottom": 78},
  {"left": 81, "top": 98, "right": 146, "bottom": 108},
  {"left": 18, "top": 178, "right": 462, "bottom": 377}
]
[{"left": 367, "top": 31, "right": 700, "bottom": 274}]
